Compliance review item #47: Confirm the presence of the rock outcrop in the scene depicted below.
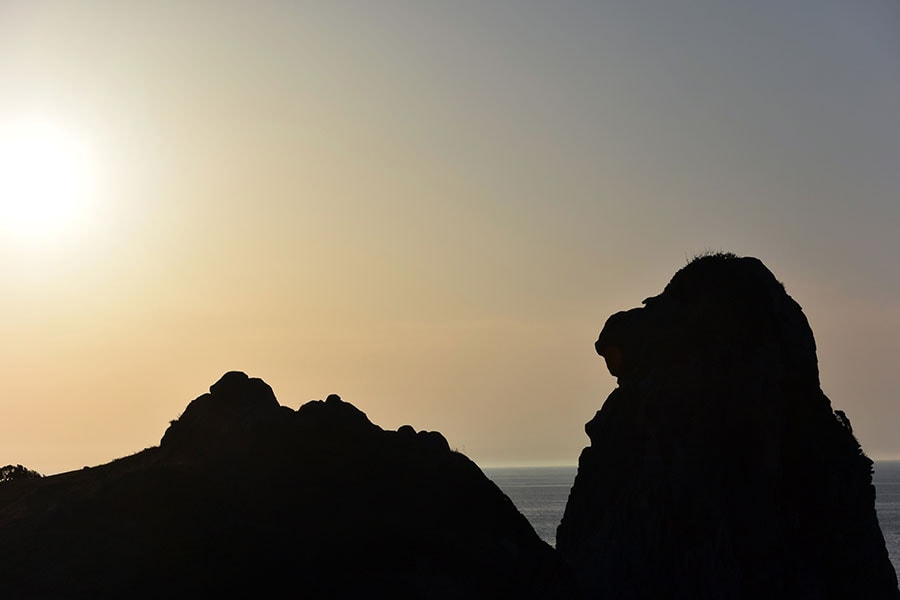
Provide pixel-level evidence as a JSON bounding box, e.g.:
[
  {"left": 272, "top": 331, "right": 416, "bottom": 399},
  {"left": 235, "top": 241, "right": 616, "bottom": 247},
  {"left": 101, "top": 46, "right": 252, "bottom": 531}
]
[
  {"left": 0, "top": 372, "right": 572, "bottom": 598},
  {"left": 557, "top": 253, "right": 899, "bottom": 598}
]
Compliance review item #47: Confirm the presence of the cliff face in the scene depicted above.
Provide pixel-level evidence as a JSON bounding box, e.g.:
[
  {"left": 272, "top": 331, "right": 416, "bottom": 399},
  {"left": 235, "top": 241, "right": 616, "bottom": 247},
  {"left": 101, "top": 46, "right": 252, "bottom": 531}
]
[
  {"left": 0, "top": 372, "right": 572, "bottom": 599},
  {"left": 557, "top": 253, "right": 899, "bottom": 599}
]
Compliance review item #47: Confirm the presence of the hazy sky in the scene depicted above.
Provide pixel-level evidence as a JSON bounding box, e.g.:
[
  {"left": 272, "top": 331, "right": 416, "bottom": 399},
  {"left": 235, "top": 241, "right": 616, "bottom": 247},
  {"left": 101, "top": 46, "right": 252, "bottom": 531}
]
[{"left": 1, "top": 1, "right": 898, "bottom": 473}]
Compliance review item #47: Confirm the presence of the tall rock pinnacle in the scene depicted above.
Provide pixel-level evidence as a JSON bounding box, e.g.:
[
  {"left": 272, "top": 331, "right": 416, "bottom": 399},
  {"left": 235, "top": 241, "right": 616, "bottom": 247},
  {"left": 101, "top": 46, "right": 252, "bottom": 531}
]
[{"left": 558, "top": 253, "right": 899, "bottom": 599}]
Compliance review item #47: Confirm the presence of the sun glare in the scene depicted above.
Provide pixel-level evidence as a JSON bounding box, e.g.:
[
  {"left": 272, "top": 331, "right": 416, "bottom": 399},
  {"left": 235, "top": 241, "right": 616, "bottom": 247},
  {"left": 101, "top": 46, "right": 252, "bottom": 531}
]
[{"left": 0, "top": 120, "right": 95, "bottom": 245}]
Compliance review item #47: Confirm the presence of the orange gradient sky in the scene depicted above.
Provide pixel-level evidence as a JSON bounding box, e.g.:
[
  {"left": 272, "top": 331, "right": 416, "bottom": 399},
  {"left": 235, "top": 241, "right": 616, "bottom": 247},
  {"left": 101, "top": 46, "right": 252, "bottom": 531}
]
[{"left": 2, "top": 1, "right": 899, "bottom": 473}]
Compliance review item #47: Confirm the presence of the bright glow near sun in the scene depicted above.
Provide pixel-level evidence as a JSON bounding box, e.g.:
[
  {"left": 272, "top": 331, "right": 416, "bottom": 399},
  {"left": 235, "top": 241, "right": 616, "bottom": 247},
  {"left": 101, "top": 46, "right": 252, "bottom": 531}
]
[{"left": 0, "top": 120, "right": 95, "bottom": 245}]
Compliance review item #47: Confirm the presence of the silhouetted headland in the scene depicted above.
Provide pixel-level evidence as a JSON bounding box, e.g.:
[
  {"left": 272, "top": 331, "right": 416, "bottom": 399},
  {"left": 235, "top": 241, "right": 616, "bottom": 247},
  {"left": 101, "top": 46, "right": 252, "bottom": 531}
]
[
  {"left": 558, "top": 253, "right": 899, "bottom": 598},
  {"left": 0, "top": 372, "right": 571, "bottom": 598}
]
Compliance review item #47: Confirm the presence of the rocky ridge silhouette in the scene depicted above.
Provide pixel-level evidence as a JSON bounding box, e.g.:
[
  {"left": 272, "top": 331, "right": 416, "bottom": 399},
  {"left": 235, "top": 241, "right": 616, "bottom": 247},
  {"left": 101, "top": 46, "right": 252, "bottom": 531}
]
[{"left": 0, "top": 371, "right": 572, "bottom": 598}]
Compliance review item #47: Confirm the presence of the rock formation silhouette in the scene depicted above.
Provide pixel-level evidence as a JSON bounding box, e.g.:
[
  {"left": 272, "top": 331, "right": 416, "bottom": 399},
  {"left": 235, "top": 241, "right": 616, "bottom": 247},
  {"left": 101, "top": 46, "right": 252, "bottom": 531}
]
[
  {"left": 557, "top": 253, "right": 899, "bottom": 599},
  {"left": 0, "top": 372, "right": 572, "bottom": 598},
  {"left": 3, "top": 254, "right": 896, "bottom": 598}
]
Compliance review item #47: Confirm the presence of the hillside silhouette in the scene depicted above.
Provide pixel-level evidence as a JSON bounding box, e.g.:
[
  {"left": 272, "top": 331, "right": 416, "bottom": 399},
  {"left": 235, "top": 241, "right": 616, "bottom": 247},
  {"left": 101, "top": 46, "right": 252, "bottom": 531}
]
[
  {"left": 0, "top": 372, "right": 572, "bottom": 598},
  {"left": 1, "top": 254, "right": 897, "bottom": 598}
]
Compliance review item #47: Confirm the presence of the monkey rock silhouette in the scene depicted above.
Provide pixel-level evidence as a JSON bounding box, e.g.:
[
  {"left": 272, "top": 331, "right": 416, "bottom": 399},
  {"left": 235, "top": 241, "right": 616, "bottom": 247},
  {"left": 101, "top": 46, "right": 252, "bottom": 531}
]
[{"left": 558, "top": 253, "right": 899, "bottom": 599}]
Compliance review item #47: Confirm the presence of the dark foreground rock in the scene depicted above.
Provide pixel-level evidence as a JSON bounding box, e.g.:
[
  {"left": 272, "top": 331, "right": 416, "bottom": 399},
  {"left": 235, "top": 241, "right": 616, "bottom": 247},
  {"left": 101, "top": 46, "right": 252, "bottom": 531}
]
[
  {"left": 0, "top": 372, "right": 572, "bottom": 599},
  {"left": 558, "top": 253, "right": 899, "bottom": 599}
]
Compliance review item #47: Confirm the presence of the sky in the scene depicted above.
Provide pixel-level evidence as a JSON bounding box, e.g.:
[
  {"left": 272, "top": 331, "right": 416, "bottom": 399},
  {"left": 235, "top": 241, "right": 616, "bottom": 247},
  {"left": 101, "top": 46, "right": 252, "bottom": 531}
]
[{"left": 1, "top": 0, "right": 898, "bottom": 474}]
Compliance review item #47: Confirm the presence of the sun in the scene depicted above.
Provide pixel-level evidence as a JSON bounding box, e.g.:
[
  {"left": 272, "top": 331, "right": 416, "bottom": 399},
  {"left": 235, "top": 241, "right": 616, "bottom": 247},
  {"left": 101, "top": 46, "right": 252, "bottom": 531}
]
[{"left": 0, "top": 120, "right": 95, "bottom": 245}]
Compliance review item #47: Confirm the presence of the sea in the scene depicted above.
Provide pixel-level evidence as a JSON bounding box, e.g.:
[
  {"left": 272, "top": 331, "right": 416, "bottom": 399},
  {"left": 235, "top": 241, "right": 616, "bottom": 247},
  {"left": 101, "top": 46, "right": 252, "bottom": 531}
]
[{"left": 485, "top": 461, "right": 900, "bottom": 577}]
